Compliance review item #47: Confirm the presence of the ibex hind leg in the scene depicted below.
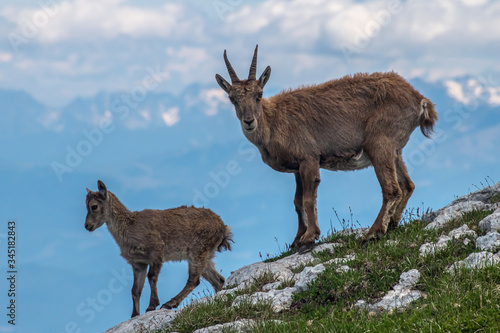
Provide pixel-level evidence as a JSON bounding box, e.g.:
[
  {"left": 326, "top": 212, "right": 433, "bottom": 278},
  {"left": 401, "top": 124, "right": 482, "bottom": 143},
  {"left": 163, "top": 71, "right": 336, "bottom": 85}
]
[
  {"left": 291, "top": 172, "right": 308, "bottom": 249},
  {"left": 161, "top": 259, "right": 206, "bottom": 310},
  {"left": 388, "top": 154, "right": 415, "bottom": 231},
  {"left": 202, "top": 260, "right": 225, "bottom": 292},
  {"left": 363, "top": 139, "right": 403, "bottom": 243}
]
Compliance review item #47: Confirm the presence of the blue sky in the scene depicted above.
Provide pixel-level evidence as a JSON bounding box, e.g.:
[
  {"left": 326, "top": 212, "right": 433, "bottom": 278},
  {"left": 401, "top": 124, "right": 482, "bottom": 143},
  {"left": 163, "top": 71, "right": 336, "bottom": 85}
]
[{"left": 0, "top": 0, "right": 499, "bottom": 332}]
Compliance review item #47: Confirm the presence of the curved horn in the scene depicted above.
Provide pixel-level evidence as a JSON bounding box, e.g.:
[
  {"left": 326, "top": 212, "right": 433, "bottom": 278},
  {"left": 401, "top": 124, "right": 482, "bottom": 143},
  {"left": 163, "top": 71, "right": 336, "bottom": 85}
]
[
  {"left": 248, "top": 45, "right": 258, "bottom": 80},
  {"left": 224, "top": 50, "right": 240, "bottom": 83}
]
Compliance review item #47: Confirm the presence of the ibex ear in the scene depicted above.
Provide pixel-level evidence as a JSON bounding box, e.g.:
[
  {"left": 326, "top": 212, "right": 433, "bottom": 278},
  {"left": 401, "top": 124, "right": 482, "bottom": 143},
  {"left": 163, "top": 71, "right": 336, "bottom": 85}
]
[
  {"left": 258, "top": 66, "right": 271, "bottom": 88},
  {"left": 215, "top": 74, "right": 231, "bottom": 94},
  {"left": 97, "top": 180, "right": 108, "bottom": 198}
]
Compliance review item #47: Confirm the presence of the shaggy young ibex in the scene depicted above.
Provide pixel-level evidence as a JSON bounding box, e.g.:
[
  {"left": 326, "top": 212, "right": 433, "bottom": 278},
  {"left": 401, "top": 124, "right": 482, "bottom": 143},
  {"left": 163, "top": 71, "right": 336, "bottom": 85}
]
[
  {"left": 84, "top": 180, "right": 233, "bottom": 317},
  {"left": 216, "top": 46, "right": 437, "bottom": 252}
]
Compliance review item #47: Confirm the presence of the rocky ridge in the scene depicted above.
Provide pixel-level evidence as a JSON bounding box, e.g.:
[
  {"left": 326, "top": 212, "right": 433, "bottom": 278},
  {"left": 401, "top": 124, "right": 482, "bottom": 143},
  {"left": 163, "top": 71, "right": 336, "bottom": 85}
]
[{"left": 105, "top": 182, "right": 500, "bottom": 333}]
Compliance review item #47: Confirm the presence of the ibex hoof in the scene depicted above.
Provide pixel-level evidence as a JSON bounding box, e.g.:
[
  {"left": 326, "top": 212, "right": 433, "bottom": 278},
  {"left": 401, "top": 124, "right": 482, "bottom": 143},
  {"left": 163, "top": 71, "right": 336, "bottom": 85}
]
[
  {"left": 388, "top": 221, "right": 399, "bottom": 231},
  {"left": 298, "top": 243, "right": 314, "bottom": 254},
  {"left": 361, "top": 230, "right": 383, "bottom": 247},
  {"left": 161, "top": 301, "right": 177, "bottom": 310},
  {"left": 360, "top": 238, "right": 374, "bottom": 248}
]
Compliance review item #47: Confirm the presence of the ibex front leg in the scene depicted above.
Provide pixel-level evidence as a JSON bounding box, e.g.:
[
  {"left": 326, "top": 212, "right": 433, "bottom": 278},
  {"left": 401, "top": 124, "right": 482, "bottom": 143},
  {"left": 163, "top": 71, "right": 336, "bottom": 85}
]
[
  {"left": 146, "top": 262, "right": 162, "bottom": 312},
  {"left": 291, "top": 172, "right": 307, "bottom": 249},
  {"left": 130, "top": 262, "right": 147, "bottom": 318},
  {"left": 297, "top": 161, "right": 321, "bottom": 253}
]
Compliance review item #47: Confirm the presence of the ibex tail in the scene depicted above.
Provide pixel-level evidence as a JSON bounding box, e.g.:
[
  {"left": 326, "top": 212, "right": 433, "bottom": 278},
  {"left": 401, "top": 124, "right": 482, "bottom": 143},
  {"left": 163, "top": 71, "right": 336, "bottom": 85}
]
[{"left": 419, "top": 98, "right": 438, "bottom": 138}]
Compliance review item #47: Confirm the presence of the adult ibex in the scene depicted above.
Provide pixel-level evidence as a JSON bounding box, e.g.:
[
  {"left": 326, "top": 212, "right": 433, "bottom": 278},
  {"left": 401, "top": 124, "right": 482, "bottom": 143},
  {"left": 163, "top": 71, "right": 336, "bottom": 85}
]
[
  {"left": 84, "top": 180, "right": 233, "bottom": 317},
  {"left": 216, "top": 46, "right": 437, "bottom": 252}
]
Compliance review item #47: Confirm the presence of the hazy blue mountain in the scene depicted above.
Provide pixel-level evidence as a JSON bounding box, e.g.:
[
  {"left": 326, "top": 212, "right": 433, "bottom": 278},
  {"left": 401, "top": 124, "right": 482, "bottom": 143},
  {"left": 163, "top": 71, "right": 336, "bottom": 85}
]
[{"left": 0, "top": 89, "right": 47, "bottom": 138}]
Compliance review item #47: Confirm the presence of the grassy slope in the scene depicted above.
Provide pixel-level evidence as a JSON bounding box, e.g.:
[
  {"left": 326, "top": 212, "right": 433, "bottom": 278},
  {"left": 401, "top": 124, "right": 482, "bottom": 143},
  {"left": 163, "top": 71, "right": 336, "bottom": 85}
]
[{"left": 166, "top": 206, "right": 500, "bottom": 333}]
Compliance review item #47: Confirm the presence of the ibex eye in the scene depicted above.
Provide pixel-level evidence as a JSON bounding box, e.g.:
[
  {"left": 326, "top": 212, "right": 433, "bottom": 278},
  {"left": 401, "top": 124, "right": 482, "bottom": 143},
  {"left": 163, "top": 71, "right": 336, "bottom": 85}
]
[{"left": 91, "top": 205, "right": 98, "bottom": 211}]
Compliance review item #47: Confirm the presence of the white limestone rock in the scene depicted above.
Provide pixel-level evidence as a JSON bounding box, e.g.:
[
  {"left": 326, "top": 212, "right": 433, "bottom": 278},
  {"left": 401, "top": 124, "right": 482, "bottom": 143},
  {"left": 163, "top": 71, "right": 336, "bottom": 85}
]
[
  {"left": 312, "top": 242, "right": 342, "bottom": 254},
  {"left": 103, "top": 309, "right": 178, "bottom": 333},
  {"left": 335, "top": 228, "right": 368, "bottom": 239},
  {"left": 262, "top": 281, "right": 282, "bottom": 291},
  {"left": 420, "top": 225, "right": 477, "bottom": 257},
  {"left": 232, "top": 287, "right": 296, "bottom": 313},
  {"left": 423, "top": 183, "right": 500, "bottom": 230},
  {"left": 324, "top": 254, "right": 356, "bottom": 265},
  {"left": 355, "top": 269, "right": 421, "bottom": 312},
  {"left": 447, "top": 251, "right": 500, "bottom": 273},
  {"left": 193, "top": 319, "right": 256, "bottom": 333},
  {"left": 478, "top": 208, "right": 500, "bottom": 232},
  {"left": 335, "top": 265, "right": 351, "bottom": 273},
  {"left": 323, "top": 254, "right": 356, "bottom": 273},
  {"left": 448, "top": 224, "right": 477, "bottom": 239},
  {"left": 224, "top": 261, "right": 291, "bottom": 289},
  {"left": 193, "top": 319, "right": 283, "bottom": 333},
  {"left": 395, "top": 270, "right": 421, "bottom": 290},
  {"left": 425, "top": 201, "right": 495, "bottom": 230},
  {"left": 355, "top": 289, "right": 422, "bottom": 313},
  {"left": 475, "top": 231, "right": 500, "bottom": 251},
  {"left": 385, "top": 240, "right": 399, "bottom": 247},
  {"left": 294, "top": 264, "right": 326, "bottom": 292},
  {"left": 420, "top": 235, "right": 452, "bottom": 257}
]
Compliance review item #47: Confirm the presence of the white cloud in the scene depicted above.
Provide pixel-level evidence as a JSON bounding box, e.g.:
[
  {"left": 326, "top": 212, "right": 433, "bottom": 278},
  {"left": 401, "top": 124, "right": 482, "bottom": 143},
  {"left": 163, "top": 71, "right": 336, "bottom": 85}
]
[
  {"left": 0, "top": 52, "right": 13, "bottom": 62},
  {"left": 3, "top": 0, "right": 203, "bottom": 43},
  {"left": 487, "top": 87, "right": 500, "bottom": 106},
  {"left": 123, "top": 108, "right": 152, "bottom": 130},
  {"left": 226, "top": 0, "right": 372, "bottom": 47},
  {"left": 200, "top": 88, "right": 229, "bottom": 116},
  {"left": 161, "top": 106, "right": 180, "bottom": 126},
  {"left": 445, "top": 80, "right": 468, "bottom": 104},
  {"left": 164, "top": 46, "right": 210, "bottom": 84},
  {"left": 458, "top": 0, "right": 490, "bottom": 6},
  {"left": 38, "top": 110, "right": 64, "bottom": 132},
  {"left": 444, "top": 77, "right": 500, "bottom": 106},
  {"left": 77, "top": 102, "right": 113, "bottom": 128}
]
